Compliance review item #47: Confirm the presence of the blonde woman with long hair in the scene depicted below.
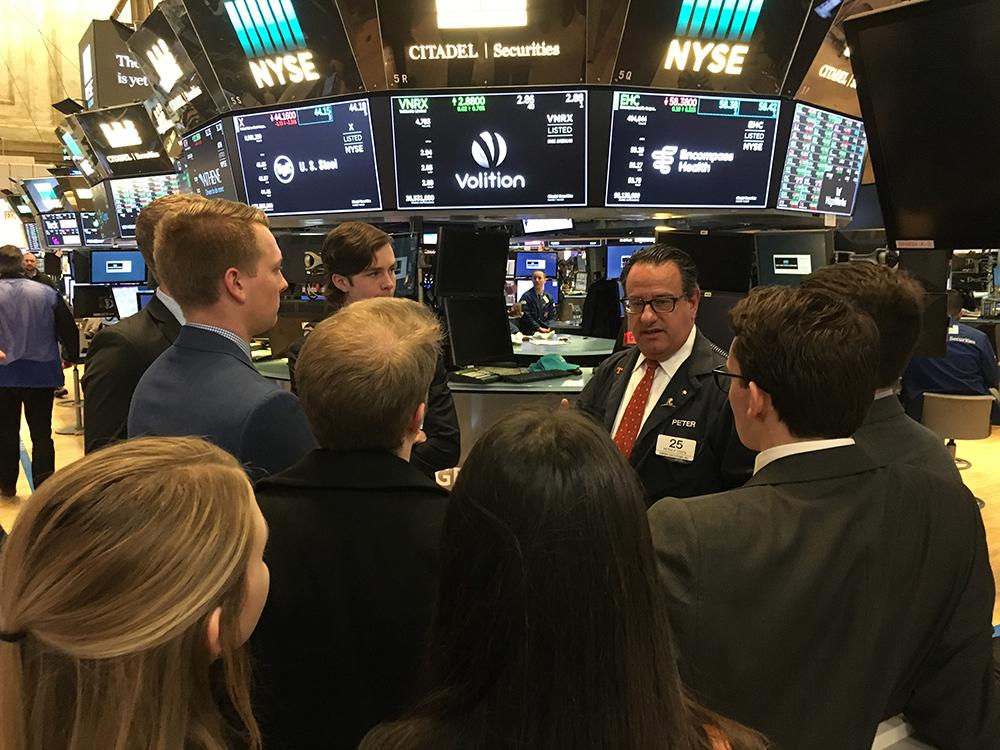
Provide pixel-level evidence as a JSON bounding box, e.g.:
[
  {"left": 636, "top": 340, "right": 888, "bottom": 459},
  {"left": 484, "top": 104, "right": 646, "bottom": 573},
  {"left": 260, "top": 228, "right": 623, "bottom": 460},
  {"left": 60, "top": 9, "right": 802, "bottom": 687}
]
[{"left": 0, "top": 437, "right": 270, "bottom": 750}]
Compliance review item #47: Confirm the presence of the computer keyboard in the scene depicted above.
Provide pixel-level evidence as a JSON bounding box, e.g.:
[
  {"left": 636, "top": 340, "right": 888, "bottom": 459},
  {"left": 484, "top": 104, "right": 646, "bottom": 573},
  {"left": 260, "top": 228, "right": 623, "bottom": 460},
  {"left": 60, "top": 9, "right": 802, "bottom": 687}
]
[{"left": 498, "top": 368, "right": 581, "bottom": 383}]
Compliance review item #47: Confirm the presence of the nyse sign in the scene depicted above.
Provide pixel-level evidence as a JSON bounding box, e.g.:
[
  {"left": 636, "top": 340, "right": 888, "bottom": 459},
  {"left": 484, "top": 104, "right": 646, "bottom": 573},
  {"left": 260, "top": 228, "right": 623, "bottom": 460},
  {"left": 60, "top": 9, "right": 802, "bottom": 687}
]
[{"left": 248, "top": 50, "right": 321, "bottom": 88}]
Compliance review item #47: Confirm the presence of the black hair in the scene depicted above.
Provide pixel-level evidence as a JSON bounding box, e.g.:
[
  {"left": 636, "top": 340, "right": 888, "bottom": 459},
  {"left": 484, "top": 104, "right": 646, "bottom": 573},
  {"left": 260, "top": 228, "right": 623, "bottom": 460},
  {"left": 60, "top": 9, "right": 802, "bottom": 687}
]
[{"left": 621, "top": 244, "right": 699, "bottom": 297}]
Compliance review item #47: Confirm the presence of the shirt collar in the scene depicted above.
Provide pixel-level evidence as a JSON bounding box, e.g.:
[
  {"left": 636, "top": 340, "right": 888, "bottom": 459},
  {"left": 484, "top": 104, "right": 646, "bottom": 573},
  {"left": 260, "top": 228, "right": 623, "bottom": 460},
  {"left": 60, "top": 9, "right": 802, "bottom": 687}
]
[
  {"left": 186, "top": 323, "right": 251, "bottom": 361},
  {"left": 873, "top": 387, "right": 896, "bottom": 401},
  {"left": 753, "top": 438, "right": 856, "bottom": 475},
  {"left": 155, "top": 289, "right": 185, "bottom": 325},
  {"left": 633, "top": 325, "right": 698, "bottom": 379}
]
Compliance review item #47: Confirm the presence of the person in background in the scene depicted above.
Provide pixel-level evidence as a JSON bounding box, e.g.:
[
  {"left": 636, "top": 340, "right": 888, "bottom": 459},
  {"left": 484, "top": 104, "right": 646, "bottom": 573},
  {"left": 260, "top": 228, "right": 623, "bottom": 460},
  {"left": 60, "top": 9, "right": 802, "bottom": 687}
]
[
  {"left": 287, "top": 221, "right": 460, "bottom": 477},
  {"left": 518, "top": 268, "right": 558, "bottom": 334},
  {"left": 508, "top": 301, "right": 523, "bottom": 335},
  {"left": 0, "top": 244, "right": 78, "bottom": 497},
  {"left": 128, "top": 199, "right": 315, "bottom": 479},
  {"left": 20, "top": 251, "right": 58, "bottom": 291},
  {"left": 253, "top": 297, "right": 449, "bottom": 749},
  {"left": 649, "top": 286, "right": 998, "bottom": 750},
  {"left": 902, "top": 289, "right": 1000, "bottom": 425},
  {"left": 801, "top": 262, "right": 961, "bottom": 481},
  {"left": 0, "top": 437, "right": 269, "bottom": 750},
  {"left": 362, "top": 409, "right": 768, "bottom": 750},
  {"left": 576, "top": 245, "right": 752, "bottom": 504},
  {"left": 82, "top": 193, "right": 207, "bottom": 453}
]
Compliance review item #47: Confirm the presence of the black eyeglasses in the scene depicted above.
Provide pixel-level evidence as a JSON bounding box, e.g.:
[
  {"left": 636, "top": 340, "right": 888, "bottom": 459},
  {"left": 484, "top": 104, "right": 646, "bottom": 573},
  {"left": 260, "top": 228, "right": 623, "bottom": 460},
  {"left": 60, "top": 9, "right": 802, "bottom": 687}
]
[
  {"left": 712, "top": 365, "right": 751, "bottom": 393},
  {"left": 620, "top": 295, "right": 684, "bottom": 315}
]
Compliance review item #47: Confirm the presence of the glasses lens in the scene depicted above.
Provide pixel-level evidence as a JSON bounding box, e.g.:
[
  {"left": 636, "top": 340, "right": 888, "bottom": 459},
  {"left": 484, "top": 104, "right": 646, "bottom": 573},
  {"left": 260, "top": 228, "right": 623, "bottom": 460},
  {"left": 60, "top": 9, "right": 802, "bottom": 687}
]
[{"left": 651, "top": 297, "right": 677, "bottom": 314}]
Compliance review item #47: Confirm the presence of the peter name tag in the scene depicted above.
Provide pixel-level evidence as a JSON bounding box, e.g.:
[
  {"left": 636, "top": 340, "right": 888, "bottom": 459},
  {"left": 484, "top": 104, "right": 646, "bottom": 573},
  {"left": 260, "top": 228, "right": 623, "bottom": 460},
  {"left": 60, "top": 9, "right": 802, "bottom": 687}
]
[{"left": 656, "top": 434, "right": 697, "bottom": 462}]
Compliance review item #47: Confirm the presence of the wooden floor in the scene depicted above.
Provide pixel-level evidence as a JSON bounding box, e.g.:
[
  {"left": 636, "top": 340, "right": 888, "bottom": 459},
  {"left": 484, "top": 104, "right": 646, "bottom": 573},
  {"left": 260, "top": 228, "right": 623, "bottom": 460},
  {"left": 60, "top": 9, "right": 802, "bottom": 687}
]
[{"left": 2, "top": 398, "right": 1000, "bottom": 623}]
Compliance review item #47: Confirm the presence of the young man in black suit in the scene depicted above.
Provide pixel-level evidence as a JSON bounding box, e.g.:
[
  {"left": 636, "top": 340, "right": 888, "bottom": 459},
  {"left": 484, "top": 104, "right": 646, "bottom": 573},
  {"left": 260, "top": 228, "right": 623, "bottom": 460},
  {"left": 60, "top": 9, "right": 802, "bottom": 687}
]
[
  {"left": 127, "top": 199, "right": 314, "bottom": 478},
  {"left": 649, "top": 286, "right": 998, "bottom": 750},
  {"left": 252, "top": 297, "right": 449, "bottom": 749},
  {"left": 801, "top": 261, "right": 961, "bottom": 481},
  {"left": 81, "top": 193, "right": 206, "bottom": 453}
]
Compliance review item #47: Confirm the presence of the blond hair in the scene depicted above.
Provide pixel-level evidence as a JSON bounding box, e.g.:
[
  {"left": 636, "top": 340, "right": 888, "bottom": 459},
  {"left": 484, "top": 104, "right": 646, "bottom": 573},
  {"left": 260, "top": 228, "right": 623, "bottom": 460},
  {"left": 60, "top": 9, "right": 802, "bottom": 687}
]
[
  {"left": 135, "top": 193, "right": 207, "bottom": 275},
  {"left": 297, "top": 297, "right": 441, "bottom": 451},
  {"left": 153, "top": 199, "right": 270, "bottom": 309},
  {"left": 0, "top": 437, "right": 262, "bottom": 750}
]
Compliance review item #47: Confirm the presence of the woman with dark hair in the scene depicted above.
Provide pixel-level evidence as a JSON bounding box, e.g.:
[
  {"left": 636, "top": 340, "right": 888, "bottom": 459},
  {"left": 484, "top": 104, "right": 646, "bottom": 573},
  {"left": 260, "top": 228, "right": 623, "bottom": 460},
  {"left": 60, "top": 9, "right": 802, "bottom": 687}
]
[{"left": 362, "top": 409, "right": 768, "bottom": 750}]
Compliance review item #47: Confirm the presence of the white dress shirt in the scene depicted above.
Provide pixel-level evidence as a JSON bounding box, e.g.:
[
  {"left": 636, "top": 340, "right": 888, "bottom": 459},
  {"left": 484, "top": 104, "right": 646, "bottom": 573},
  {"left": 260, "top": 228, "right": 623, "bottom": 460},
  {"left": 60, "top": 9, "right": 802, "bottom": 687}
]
[
  {"left": 155, "top": 289, "right": 185, "bottom": 325},
  {"left": 752, "top": 438, "right": 856, "bottom": 475},
  {"left": 611, "top": 326, "right": 698, "bottom": 437}
]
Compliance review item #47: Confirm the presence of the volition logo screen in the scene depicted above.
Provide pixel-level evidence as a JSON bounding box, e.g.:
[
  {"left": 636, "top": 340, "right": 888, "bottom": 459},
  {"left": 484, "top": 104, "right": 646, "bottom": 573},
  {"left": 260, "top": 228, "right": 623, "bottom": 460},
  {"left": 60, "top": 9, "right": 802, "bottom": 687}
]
[
  {"left": 179, "top": 121, "right": 240, "bottom": 202},
  {"left": 234, "top": 99, "right": 382, "bottom": 216},
  {"left": 605, "top": 91, "right": 780, "bottom": 208},
  {"left": 391, "top": 90, "right": 587, "bottom": 210}
]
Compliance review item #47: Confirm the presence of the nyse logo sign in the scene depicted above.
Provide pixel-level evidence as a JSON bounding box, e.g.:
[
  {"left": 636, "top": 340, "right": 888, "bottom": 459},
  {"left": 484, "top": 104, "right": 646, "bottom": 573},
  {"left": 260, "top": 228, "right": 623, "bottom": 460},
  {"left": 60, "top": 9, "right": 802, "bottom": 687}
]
[
  {"left": 100, "top": 120, "right": 143, "bottom": 149},
  {"left": 224, "top": 0, "right": 320, "bottom": 89},
  {"left": 456, "top": 131, "right": 525, "bottom": 189},
  {"left": 664, "top": 0, "right": 764, "bottom": 75}
]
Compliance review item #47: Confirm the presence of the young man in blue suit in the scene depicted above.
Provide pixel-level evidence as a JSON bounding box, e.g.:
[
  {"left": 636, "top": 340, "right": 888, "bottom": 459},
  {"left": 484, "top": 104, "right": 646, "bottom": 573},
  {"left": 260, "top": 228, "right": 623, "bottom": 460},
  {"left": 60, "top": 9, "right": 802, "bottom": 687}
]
[{"left": 128, "top": 199, "right": 315, "bottom": 478}]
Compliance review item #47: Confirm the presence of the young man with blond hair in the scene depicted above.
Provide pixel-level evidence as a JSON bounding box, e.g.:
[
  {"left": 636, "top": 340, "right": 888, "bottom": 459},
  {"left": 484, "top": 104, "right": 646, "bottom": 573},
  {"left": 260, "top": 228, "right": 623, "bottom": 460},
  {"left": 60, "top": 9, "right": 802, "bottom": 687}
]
[
  {"left": 252, "top": 296, "right": 450, "bottom": 750},
  {"left": 128, "top": 198, "right": 314, "bottom": 478}
]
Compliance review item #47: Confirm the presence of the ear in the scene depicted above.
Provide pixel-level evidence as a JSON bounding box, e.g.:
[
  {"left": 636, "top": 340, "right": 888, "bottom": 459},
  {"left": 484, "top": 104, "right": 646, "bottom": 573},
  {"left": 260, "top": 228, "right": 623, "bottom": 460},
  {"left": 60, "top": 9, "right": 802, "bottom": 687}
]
[
  {"left": 221, "top": 267, "right": 247, "bottom": 304},
  {"left": 407, "top": 402, "right": 427, "bottom": 437},
  {"left": 330, "top": 273, "right": 352, "bottom": 294},
  {"left": 206, "top": 606, "right": 223, "bottom": 660},
  {"left": 746, "top": 381, "right": 772, "bottom": 422}
]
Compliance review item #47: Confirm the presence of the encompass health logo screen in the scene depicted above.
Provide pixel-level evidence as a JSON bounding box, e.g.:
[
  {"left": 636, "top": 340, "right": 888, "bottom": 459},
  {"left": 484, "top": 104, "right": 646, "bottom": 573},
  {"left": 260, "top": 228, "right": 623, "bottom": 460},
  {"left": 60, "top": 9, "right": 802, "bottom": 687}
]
[
  {"left": 605, "top": 90, "right": 779, "bottom": 208},
  {"left": 391, "top": 90, "right": 587, "bottom": 210},
  {"left": 234, "top": 99, "right": 382, "bottom": 215}
]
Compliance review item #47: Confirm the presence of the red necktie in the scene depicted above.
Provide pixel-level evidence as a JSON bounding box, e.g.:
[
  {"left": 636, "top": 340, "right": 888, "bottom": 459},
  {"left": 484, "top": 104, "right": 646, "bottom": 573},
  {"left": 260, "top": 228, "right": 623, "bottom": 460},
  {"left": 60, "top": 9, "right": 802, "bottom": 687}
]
[{"left": 613, "top": 360, "right": 659, "bottom": 460}]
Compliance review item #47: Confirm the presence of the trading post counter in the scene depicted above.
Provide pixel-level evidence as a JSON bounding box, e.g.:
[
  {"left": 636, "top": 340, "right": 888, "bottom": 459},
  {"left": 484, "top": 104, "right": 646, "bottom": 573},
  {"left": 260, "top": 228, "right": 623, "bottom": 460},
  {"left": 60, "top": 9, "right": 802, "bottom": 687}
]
[
  {"left": 450, "top": 368, "right": 594, "bottom": 465},
  {"left": 513, "top": 335, "right": 614, "bottom": 366}
]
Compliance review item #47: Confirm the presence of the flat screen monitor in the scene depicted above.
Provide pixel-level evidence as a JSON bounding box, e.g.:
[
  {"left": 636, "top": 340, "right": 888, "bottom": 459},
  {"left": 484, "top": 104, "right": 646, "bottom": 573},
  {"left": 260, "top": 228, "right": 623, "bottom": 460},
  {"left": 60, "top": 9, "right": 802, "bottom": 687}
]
[
  {"left": 606, "top": 91, "right": 780, "bottom": 208},
  {"left": 74, "top": 104, "right": 174, "bottom": 180},
  {"left": 276, "top": 233, "right": 326, "bottom": 286},
  {"left": 179, "top": 120, "right": 240, "bottom": 201},
  {"left": 90, "top": 250, "right": 147, "bottom": 285},
  {"left": 79, "top": 212, "right": 105, "bottom": 246},
  {"left": 696, "top": 291, "right": 745, "bottom": 353},
  {"left": 523, "top": 219, "right": 573, "bottom": 234},
  {"left": 391, "top": 89, "right": 588, "bottom": 210},
  {"left": 514, "top": 251, "right": 557, "bottom": 278},
  {"left": 72, "top": 284, "right": 117, "bottom": 319},
  {"left": 660, "top": 232, "right": 755, "bottom": 293},
  {"left": 111, "top": 285, "right": 141, "bottom": 319},
  {"left": 434, "top": 227, "right": 510, "bottom": 297},
  {"left": 994, "top": 265, "right": 1000, "bottom": 290},
  {"left": 40, "top": 213, "right": 82, "bottom": 248},
  {"left": 234, "top": 99, "right": 382, "bottom": 216},
  {"left": 444, "top": 297, "right": 515, "bottom": 367},
  {"left": 776, "top": 103, "right": 867, "bottom": 216},
  {"left": 515, "top": 278, "right": 559, "bottom": 304},
  {"left": 23, "top": 178, "right": 66, "bottom": 213},
  {"left": 755, "top": 232, "right": 832, "bottom": 288},
  {"left": 107, "top": 174, "right": 180, "bottom": 238},
  {"left": 10, "top": 194, "right": 35, "bottom": 221},
  {"left": 607, "top": 245, "right": 639, "bottom": 280},
  {"left": 845, "top": 0, "right": 1000, "bottom": 248},
  {"left": 137, "top": 289, "right": 155, "bottom": 310},
  {"left": 24, "top": 222, "right": 41, "bottom": 252}
]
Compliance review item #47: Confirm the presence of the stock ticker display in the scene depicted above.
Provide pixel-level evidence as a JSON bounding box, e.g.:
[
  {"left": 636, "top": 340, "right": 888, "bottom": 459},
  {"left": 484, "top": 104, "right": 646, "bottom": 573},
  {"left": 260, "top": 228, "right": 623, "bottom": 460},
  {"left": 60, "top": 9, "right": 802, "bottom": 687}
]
[
  {"left": 391, "top": 90, "right": 588, "bottom": 210},
  {"left": 109, "top": 174, "right": 180, "bottom": 238},
  {"left": 179, "top": 121, "right": 241, "bottom": 201},
  {"left": 605, "top": 91, "right": 780, "bottom": 208},
  {"left": 24, "top": 222, "right": 41, "bottom": 252},
  {"left": 776, "top": 103, "right": 867, "bottom": 216},
  {"left": 234, "top": 100, "right": 382, "bottom": 216},
  {"left": 41, "top": 213, "right": 82, "bottom": 248},
  {"left": 80, "top": 212, "right": 105, "bottom": 246}
]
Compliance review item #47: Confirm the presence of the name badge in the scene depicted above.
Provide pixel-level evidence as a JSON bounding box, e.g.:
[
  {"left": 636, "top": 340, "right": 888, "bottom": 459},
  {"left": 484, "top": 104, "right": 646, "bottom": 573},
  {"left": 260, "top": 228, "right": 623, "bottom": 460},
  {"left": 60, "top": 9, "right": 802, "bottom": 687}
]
[
  {"left": 656, "top": 434, "right": 697, "bottom": 463},
  {"left": 948, "top": 324, "right": 959, "bottom": 335}
]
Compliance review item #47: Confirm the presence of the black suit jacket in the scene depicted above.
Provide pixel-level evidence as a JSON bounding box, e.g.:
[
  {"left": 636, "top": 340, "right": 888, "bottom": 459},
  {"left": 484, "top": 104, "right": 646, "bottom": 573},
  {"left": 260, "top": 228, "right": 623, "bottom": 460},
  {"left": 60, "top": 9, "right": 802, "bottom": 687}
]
[
  {"left": 649, "top": 445, "right": 999, "bottom": 750},
  {"left": 854, "top": 394, "right": 962, "bottom": 484},
  {"left": 127, "top": 326, "right": 315, "bottom": 479},
  {"left": 81, "top": 295, "right": 181, "bottom": 453},
  {"left": 251, "top": 449, "right": 449, "bottom": 749},
  {"left": 576, "top": 330, "right": 753, "bottom": 503}
]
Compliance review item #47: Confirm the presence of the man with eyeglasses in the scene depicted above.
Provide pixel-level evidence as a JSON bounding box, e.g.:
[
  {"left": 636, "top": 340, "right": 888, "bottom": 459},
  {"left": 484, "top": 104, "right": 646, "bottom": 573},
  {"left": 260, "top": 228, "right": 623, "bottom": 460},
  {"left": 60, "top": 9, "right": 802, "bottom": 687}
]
[
  {"left": 648, "top": 286, "right": 998, "bottom": 750},
  {"left": 576, "top": 245, "right": 752, "bottom": 504}
]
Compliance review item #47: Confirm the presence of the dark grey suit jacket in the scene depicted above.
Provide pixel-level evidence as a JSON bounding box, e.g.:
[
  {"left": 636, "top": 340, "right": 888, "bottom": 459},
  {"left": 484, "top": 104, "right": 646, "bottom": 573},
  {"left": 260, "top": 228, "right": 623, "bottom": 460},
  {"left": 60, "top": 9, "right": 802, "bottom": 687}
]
[
  {"left": 127, "top": 326, "right": 316, "bottom": 479},
  {"left": 81, "top": 295, "right": 181, "bottom": 453},
  {"left": 649, "top": 444, "right": 998, "bottom": 750},
  {"left": 854, "top": 394, "right": 962, "bottom": 484}
]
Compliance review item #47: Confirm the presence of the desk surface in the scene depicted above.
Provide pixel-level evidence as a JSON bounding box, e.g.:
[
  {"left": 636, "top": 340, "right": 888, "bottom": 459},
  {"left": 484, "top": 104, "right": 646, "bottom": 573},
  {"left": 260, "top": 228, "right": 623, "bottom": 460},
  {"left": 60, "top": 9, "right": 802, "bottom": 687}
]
[
  {"left": 962, "top": 317, "right": 1000, "bottom": 324},
  {"left": 514, "top": 334, "right": 614, "bottom": 358},
  {"left": 255, "top": 357, "right": 291, "bottom": 381},
  {"left": 449, "top": 367, "right": 593, "bottom": 394}
]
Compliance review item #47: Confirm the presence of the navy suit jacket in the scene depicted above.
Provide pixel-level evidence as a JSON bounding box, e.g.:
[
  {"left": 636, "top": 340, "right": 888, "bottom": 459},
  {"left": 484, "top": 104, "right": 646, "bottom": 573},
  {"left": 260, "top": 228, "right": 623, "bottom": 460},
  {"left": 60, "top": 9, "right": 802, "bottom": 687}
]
[{"left": 128, "top": 326, "right": 316, "bottom": 479}]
